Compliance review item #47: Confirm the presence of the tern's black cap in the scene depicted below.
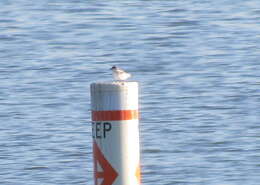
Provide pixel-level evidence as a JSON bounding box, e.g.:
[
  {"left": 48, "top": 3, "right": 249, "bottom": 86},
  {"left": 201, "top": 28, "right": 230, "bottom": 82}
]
[{"left": 110, "top": 66, "right": 117, "bottom": 70}]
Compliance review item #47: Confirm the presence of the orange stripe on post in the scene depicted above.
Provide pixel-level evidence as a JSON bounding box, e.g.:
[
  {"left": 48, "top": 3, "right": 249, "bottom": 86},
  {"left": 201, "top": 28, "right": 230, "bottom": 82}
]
[{"left": 92, "top": 110, "right": 139, "bottom": 121}]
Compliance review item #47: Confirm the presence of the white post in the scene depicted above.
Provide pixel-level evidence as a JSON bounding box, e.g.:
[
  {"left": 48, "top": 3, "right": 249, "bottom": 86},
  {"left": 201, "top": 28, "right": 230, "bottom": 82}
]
[{"left": 90, "top": 82, "right": 141, "bottom": 185}]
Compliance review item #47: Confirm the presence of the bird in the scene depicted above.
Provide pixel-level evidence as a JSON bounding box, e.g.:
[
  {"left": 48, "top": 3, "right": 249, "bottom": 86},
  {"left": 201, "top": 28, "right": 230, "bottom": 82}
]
[{"left": 110, "top": 66, "right": 131, "bottom": 81}]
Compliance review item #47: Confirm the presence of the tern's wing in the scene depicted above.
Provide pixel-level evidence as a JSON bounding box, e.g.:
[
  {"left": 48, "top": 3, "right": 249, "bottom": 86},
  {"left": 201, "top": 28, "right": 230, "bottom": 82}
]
[{"left": 117, "top": 68, "right": 126, "bottom": 73}]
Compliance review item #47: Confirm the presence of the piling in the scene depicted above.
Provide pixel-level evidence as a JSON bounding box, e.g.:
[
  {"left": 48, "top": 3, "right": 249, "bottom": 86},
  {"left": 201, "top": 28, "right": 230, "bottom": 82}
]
[{"left": 90, "top": 81, "right": 141, "bottom": 185}]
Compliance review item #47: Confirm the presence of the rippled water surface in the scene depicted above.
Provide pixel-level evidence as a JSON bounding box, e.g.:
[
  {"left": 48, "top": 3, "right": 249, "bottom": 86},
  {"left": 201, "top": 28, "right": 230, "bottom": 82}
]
[{"left": 1, "top": 0, "right": 260, "bottom": 184}]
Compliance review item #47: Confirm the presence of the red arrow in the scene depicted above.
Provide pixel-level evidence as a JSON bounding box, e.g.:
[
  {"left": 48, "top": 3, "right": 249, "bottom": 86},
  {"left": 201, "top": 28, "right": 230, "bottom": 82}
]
[{"left": 93, "top": 141, "right": 118, "bottom": 185}]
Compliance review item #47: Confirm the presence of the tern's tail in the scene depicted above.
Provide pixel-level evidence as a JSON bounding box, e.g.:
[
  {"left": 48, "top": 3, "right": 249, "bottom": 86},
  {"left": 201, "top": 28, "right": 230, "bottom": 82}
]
[{"left": 126, "top": 73, "right": 131, "bottom": 79}]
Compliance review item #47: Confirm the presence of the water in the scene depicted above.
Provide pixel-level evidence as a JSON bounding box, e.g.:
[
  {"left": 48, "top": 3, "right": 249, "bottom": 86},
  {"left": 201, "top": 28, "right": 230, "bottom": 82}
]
[{"left": 1, "top": 0, "right": 260, "bottom": 184}]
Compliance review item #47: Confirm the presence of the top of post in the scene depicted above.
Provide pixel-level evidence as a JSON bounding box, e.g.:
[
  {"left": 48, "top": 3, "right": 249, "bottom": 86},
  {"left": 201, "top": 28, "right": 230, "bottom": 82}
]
[
  {"left": 90, "top": 81, "right": 138, "bottom": 92},
  {"left": 90, "top": 81, "right": 139, "bottom": 111}
]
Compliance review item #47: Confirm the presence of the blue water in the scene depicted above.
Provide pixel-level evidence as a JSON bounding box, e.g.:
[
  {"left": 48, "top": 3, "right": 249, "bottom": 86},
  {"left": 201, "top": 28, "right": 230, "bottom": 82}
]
[{"left": 1, "top": 0, "right": 260, "bottom": 184}]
